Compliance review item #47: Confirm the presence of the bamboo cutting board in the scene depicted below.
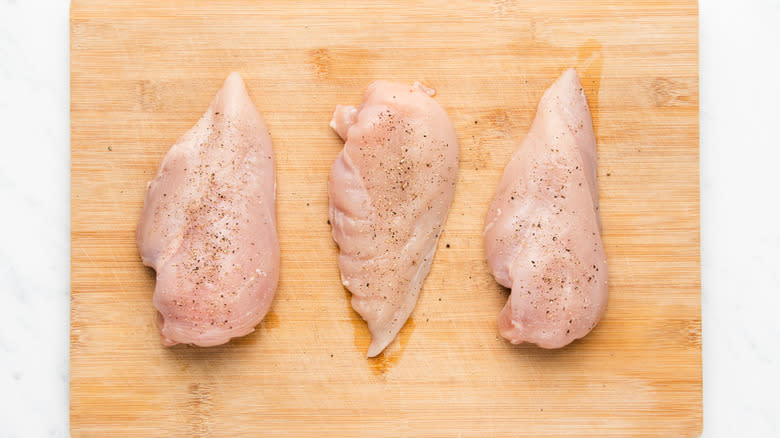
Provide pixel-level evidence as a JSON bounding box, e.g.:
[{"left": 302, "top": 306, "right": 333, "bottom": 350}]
[{"left": 70, "top": 1, "right": 701, "bottom": 436}]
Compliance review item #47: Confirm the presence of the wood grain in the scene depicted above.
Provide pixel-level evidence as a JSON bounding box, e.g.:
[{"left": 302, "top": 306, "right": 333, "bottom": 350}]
[{"left": 70, "top": 1, "right": 701, "bottom": 436}]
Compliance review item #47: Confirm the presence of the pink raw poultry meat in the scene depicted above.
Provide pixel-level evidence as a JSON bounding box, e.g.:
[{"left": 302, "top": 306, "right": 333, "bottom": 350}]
[
  {"left": 329, "top": 81, "right": 459, "bottom": 357},
  {"left": 137, "top": 72, "right": 279, "bottom": 347},
  {"left": 484, "top": 68, "right": 608, "bottom": 349}
]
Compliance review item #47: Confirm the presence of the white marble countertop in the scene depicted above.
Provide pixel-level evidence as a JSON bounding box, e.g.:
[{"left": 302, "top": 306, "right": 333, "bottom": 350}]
[{"left": 1, "top": 0, "right": 778, "bottom": 436}]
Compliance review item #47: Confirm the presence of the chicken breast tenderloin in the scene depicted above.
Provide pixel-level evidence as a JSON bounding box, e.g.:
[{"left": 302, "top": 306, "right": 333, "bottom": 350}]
[
  {"left": 137, "top": 72, "right": 279, "bottom": 347},
  {"left": 484, "top": 68, "right": 608, "bottom": 349},
  {"left": 329, "top": 81, "right": 459, "bottom": 357}
]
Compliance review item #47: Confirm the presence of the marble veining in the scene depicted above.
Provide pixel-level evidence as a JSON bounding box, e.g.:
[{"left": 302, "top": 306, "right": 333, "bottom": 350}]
[{"left": 0, "top": 1, "right": 70, "bottom": 436}]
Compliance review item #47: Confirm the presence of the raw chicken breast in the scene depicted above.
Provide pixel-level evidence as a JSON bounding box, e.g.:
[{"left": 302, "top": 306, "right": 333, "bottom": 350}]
[
  {"left": 137, "top": 72, "right": 279, "bottom": 347},
  {"left": 329, "top": 81, "right": 459, "bottom": 357},
  {"left": 484, "top": 68, "right": 608, "bottom": 349}
]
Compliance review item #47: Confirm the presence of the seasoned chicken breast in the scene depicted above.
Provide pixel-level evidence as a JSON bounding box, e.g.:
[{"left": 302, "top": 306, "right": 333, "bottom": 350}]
[
  {"left": 484, "top": 68, "right": 608, "bottom": 349},
  {"left": 329, "top": 81, "right": 459, "bottom": 357},
  {"left": 137, "top": 72, "right": 279, "bottom": 347}
]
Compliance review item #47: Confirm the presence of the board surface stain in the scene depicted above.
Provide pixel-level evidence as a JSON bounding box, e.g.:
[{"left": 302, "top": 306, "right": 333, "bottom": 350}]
[
  {"left": 576, "top": 39, "right": 603, "bottom": 138},
  {"left": 345, "top": 288, "right": 416, "bottom": 374},
  {"left": 186, "top": 382, "right": 214, "bottom": 438}
]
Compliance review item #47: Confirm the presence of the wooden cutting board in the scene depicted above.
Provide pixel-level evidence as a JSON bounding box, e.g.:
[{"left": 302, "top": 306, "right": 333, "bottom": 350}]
[{"left": 70, "top": 1, "right": 701, "bottom": 436}]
